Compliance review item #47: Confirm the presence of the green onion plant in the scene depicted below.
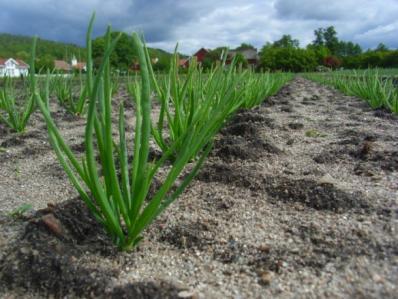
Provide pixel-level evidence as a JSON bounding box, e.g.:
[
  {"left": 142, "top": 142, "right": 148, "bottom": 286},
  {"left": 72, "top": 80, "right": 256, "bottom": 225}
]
[
  {"left": 141, "top": 49, "right": 251, "bottom": 160},
  {"left": 53, "top": 71, "right": 88, "bottom": 115},
  {"left": 30, "top": 13, "right": 293, "bottom": 251},
  {"left": 0, "top": 49, "right": 36, "bottom": 132},
  {"left": 111, "top": 72, "right": 121, "bottom": 96},
  {"left": 33, "top": 14, "right": 222, "bottom": 251},
  {"left": 304, "top": 69, "right": 398, "bottom": 114},
  {"left": 241, "top": 72, "right": 293, "bottom": 109}
]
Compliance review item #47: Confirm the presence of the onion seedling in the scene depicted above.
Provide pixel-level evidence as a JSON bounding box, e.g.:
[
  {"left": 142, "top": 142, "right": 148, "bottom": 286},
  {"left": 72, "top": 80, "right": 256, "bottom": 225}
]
[
  {"left": 0, "top": 46, "right": 36, "bottom": 132},
  {"left": 34, "top": 14, "right": 221, "bottom": 251},
  {"left": 241, "top": 72, "right": 293, "bottom": 109},
  {"left": 142, "top": 48, "right": 249, "bottom": 160},
  {"left": 53, "top": 72, "right": 88, "bottom": 115},
  {"left": 304, "top": 70, "right": 398, "bottom": 114}
]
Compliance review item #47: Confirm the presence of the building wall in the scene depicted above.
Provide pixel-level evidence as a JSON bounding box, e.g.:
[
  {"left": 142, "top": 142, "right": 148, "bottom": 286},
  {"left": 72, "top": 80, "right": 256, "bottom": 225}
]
[
  {"left": 0, "top": 59, "right": 29, "bottom": 77},
  {"left": 0, "top": 68, "right": 28, "bottom": 77},
  {"left": 195, "top": 49, "right": 208, "bottom": 63}
]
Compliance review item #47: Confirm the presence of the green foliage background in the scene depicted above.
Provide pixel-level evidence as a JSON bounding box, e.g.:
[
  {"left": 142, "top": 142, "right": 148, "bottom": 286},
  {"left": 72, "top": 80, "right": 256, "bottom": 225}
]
[
  {"left": 0, "top": 32, "right": 174, "bottom": 72},
  {"left": 0, "top": 33, "right": 84, "bottom": 61},
  {"left": 1, "top": 27, "right": 397, "bottom": 73}
]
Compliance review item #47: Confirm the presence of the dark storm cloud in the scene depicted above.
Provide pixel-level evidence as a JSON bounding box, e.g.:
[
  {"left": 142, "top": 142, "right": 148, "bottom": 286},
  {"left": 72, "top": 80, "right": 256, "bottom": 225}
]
[
  {"left": 0, "top": 0, "right": 190, "bottom": 44},
  {"left": 0, "top": 0, "right": 397, "bottom": 53},
  {"left": 275, "top": 0, "right": 351, "bottom": 21},
  {"left": 0, "top": 0, "right": 232, "bottom": 47}
]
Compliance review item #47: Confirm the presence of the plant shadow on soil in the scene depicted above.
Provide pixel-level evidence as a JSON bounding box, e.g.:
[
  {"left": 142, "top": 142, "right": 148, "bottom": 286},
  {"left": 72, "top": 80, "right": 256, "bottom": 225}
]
[{"left": 0, "top": 199, "right": 187, "bottom": 298}]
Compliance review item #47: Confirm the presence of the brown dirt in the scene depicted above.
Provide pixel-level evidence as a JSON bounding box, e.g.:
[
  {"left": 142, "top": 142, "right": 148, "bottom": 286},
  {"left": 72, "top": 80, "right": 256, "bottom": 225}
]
[{"left": 0, "top": 78, "right": 397, "bottom": 298}]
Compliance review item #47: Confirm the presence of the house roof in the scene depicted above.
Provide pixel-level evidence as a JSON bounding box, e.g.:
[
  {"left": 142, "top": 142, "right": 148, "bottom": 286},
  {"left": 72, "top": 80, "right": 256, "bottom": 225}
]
[
  {"left": 16, "top": 59, "right": 29, "bottom": 68},
  {"left": 0, "top": 58, "right": 29, "bottom": 68},
  {"left": 229, "top": 48, "right": 258, "bottom": 60},
  {"left": 73, "top": 62, "right": 86, "bottom": 71},
  {"left": 54, "top": 59, "right": 86, "bottom": 71},
  {"left": 54, "top": 60, "right": 71, "bottom": 71},
  {"left": 194, "top": 48, "right": 209, "bottom": 56},
  {"left": 179, "top": 58, "right": 189, "bottom": 66}
]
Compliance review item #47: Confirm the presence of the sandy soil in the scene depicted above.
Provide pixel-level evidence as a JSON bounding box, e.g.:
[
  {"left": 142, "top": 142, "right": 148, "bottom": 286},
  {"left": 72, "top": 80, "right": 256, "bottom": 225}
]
[{"left": 0, "top": 78, "right": 397, "bottom": 298}]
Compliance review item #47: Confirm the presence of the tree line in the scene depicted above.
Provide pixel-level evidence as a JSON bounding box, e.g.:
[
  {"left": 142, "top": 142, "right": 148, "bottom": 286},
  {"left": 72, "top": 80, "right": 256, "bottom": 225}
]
[
  {"left": 0, "top": 32, "right": 172, "bottom": 72},
  {"left": 1, "top": 28, "right": 397, "bottom": 73},
  {"left": 258, "top": 26, "right": 398, "bottom": 72},
  {"left": 202, "top": 26, "right": 397, "bottom": 72},
  {"left": 0, "top": 33, "right": 84, "bottom": 71}
]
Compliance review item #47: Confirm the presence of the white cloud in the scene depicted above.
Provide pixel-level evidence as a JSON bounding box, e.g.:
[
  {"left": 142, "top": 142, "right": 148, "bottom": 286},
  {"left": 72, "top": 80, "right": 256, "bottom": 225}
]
[{"left": 354, "top": 21, "right": 398, "bottom": 48}]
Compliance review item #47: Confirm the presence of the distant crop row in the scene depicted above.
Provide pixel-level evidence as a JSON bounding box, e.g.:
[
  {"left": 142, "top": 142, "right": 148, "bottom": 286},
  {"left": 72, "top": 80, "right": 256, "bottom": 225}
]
[
  {"left": 304, "top": 70, "right": 398, "bottom": 114},
  {"left": 328, "top": 68, "right": 398, "bottom": 77},
  {"left": 0, "top": 14, "right": 292, "bottom": 250},
  {"left": 0, "top": 55, "right": 291, "bottom": 134}
]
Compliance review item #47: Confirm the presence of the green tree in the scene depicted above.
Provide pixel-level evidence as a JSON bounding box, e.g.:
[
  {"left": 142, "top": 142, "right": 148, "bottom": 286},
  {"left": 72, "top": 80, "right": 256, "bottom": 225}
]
[
  {"left": 92, "top": 32, "right": 173, "bottom": 71},
  {"left": 376, "top": 43, "right": 388, "bottom": 51},
  {"left": 92, "top": 32, "right": 135, "bottom": 70},
  {"left": 152, "top": 55, "right": 170, "bottom": 71},
  {"left": 307, "top": 44, "right": 330, "bottom": 65},
  {"left": 16, "top": 50, "right": 29, "bottom": 61},
  {"left": 382, "top": 51, "right": 398, "bottom": 68},
  {"left": 236, "top": 43, "right": 256, "bottom": 50},
  {"left": 273, "top": 34, "right": 299, "bottom": 48},
  {"left": 259, "top": 46, "right": 317, "bottom": 72},
  {"left": 92, "top": 37, "right": 116, "bottom": 68},
  {"left": 115, "top": 32, "right": 136, "bottom": 69},
  {"left": 323, "top": 26, "right": 339, "bottom": 54},
  {"left": 341, "top": 55, "right": 359, "bottom": 69},
  {"left": 0, "top": 33, "right": 84, "bottom": 60},
  {"left": 313, "top": 28, "right": 325, "bottom": 46},
  {"left": 359, "top": 51, "right": 386, "bottom": 68},
  {"left": 35, "top": 54, "right": 55, "bottom": 72},
  {"left": 337, "top": 41, "right": 362, "bottom": 56}
]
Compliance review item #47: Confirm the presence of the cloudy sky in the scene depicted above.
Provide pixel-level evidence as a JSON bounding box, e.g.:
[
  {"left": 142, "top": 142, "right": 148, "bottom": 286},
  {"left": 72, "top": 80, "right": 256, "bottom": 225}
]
[{"left": 1, "top": 0, "right": 397, "bottom": 54}]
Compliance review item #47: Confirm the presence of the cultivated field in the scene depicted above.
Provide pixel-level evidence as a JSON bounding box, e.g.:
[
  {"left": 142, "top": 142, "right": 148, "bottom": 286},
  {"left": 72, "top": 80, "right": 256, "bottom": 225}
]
[
  {"left": 0, "top": 75, "right": 397, "bottom": 298},
  {"left": 0, "top": 19, "right": 397, "bottom": 298}
]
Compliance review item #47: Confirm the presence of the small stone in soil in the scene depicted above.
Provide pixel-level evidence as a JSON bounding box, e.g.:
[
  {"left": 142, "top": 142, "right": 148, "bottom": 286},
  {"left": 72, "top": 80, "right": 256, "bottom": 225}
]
[
  {"left": 178, "top": 290, "right": 198, "bottom": 298},
  {"left": 288, "top": 122, "right": 304, "bottom": 130},
  {"left": 258, "top": 271, "right": 272, "bottom": 286},
  {"left": 41, "top": 213, "right": 64, "bottom": 237}
]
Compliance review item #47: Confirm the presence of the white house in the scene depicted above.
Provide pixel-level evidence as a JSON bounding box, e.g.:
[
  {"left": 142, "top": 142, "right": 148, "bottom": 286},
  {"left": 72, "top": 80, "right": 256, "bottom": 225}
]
[{"left": 0, "top": 58, "right": 29, "bottom": 77}]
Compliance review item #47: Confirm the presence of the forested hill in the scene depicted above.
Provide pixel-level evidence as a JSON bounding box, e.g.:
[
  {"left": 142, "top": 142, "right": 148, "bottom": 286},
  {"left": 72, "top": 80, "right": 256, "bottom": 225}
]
[
  {"left": 0, "top": 33, "right": 85, "bottom": 61},
  {"left": 0, "top": 32, "right": 176, "bottom": 71}
]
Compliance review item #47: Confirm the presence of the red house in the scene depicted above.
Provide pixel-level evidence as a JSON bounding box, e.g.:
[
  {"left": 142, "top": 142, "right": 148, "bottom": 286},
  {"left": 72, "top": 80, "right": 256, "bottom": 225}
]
[
  {"left": 182, "top": 48, "right": 209, "bottom": 68},
  {"left": 194, "top": 48, "right": 209, "bottom": 63}
]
